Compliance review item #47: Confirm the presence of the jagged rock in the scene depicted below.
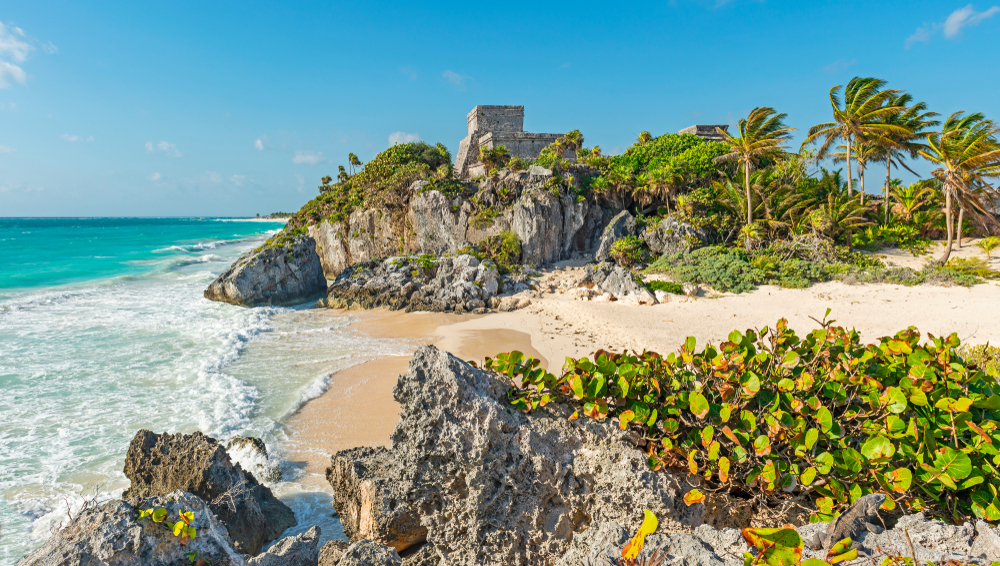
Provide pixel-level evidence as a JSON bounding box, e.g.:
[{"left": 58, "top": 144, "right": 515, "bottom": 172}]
[
  {"left": 204, "top": 236, "right": 327, "bottom": 307},
  {"left": 17, "top": 491, "right": 248, "bottom": 566},
  {"left": 326, "top": 447, "right": 425, "bottom": 552},
  {"left": 401, "top": 544, "right": 440, "bottom": 566},
  {"left": 122, "top": 430, "right": 296, "bottom": 555},
  {"left": 326, "top": 346, "right": 704, "bottom": 566},
  {"left": 594, "top": 211, "right": 636, "bottom": 262},
  {"left": 683, "top": 283, "right": 701, "bottom": 296},
  {"left": 319, "top": 541, "right": 350, "bottom": 566},
  {"left": 579, "top": 262, "right": 646, "bottom": 299},
  {"left": 642, "top": 217, "right": 706, "bottom": 256},
  {"left": 556, "top": 522, "right": 730, "bottom": 566},
  {"left": 337, "top": 540, "right": 402, "bottom": 566},
  {"left": 528, "top": 165, "right": 553, "bottom": 180},
  {"left": 654, "top": 289, "right": 671, "bottom": 303},
  {"left": 324, "top": 255, "right": 500, "bottom": 314},
  {"left": 492, "top": 293, "right": 532, "bottom": 311},
  {"left": 249, "top": 526, "right": 321, "bottom": 566},
  {"left": 309, "top": 220, "right": 352, "bottom": 278},
  {"left": 972, "top": 520, "right": 1000, "bottom": 561}
]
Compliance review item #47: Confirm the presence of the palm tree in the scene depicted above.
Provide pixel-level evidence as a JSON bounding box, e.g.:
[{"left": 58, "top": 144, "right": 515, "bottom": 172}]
[
  {"left": 714, "top": 107, "right": 794, "bottom": 225},
  {"left": 869, "top": 94, "right": 939, "bottom": 224},
  {"left": 808, "top": 189, "right": 871, "bottom": 244},
  {"left": 889, "top": 181, "right": 936, "bottom": 222},
  {"left": 919, "top": 111, "right": 1000, "bottom": 263},
  {"left": 830, "top": 140, "right": 876, "bottom": 205},
  {"left": 801, "top": 77, "right": 907, "bottom": 200},
  {"left": 348, "top": 153, "right": 362, "bottom": 175}
]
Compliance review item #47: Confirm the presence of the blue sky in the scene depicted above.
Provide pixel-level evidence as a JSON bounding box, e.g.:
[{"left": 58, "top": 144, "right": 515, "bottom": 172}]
[{"left": 1, "top": 0, "right": 998, "bottom": 217}]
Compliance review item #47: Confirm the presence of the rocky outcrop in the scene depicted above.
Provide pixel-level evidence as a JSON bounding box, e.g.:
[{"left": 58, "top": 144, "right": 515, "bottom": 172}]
[
  {"left": 122, "top": 430, "right": 296, "bottom": 555},
  {"left": 595, "top": 211, "right": 637, "bottom": 262},
  {"left": 575, "top": 262, "right": 657, "bottom": 305},
  {"left": 337, "top": 540, "right": 402, "bottom": 566},
  {"left": 319, "top": 541, "right": 350, "bottom": 566},
  {"left": 642, "top": 216, "right": 706, "bottom": 256},
  {"left": 204, "top": 236, "right": 327, "bottom": 307},
  {"left": 322, "top": 255, "right": 503, "bottom": 314},
  {"left": 248, "top": 526, "right": 321, "bottom": 566},
  {"left": 17, "top": 491, "right": 248, "bottom": 566},
  {"left": 225, "top": 436, "right": 282, "bottom": 483},
  {"left": 326, "top": 346, "right": 704, "bottom": 566}
]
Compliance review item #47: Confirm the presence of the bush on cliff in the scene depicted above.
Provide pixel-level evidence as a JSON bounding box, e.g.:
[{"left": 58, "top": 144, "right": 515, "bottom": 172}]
[{"left": 488, "top": 317, "right": 1000, "bottom": 525}]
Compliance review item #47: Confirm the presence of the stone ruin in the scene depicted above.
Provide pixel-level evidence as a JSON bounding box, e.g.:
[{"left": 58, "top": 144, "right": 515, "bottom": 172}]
[
  {"left": 454, "top": 105, "right": 566, "bottom": 178},
  {"left": 678, "top": 124, "right": 729, "bottom": 142}
]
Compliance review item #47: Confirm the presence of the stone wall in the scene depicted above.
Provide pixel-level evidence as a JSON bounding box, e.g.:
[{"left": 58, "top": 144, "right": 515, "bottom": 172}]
[
  {"left": 455, "top": 105, "right": 567, "bottom": 178},
  {"left": 679, "top": 124, "right": 730, "bottom": 143}
]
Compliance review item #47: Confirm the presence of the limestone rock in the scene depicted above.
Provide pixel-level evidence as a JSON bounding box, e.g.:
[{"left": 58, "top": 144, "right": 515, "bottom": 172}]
[
  {"left": 594, "top": 211, "right": 636, "bottom": 262},
  {"left": 204, "top": 236, "right": 327, "bottom": 307},
  {"left": 325, "top": 447, "right": 425, "bottom": 552},
  {"left": 972, "top": 520, "right": 1000, "bottom": 561},
  {"left": 642, "top": 217, "right": 706, "bottom": 256},
  {"left": 556, "top": 522, "right": 730, "bottom": 566},
  {"left": 17, "top": 491, "right": 247, "bottom": 566},
  {"left": 122, "top": 430, "right": 296, "bottom": 555},
  {"left": 401, "top": 544, "right": 441, "bottom": 566},
  {"left": 226, "top": 436, "right": 282, "bottom": 483},
  {"left": 327, "top": 346, "right": 703, "bottom": 566},
  {"left": 249, "top": 526, "right": 321, "bottom": 566},
  {"left": 309, "top": 220, "right": 352, "bottom": 278},
  {"left": 580, "top": 262, "right": 644, "bottom": 298},
  {"left": 337, "top": 540, "right": 402, "bottom": 566},
  {"left": 683, "top": 283, "right": 701, "bottom": 296},
  {"left": 654, "top": 289, "right": 671, "bottom": 303},
  {"left": 319, "top": 540, "right": 350, "bottom": 566}
]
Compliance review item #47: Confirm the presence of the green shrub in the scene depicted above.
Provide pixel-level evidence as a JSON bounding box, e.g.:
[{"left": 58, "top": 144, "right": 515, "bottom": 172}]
[
  {"left": 645, "top": 280, "right": 684, "bottom": 295},
  {"left": 648, "top": 246, "right": 764, "bottom": 293},
  {"left": 477, "top": 231, "right": 522, "bottom": 274},
  {"left": 853, "top": 224, "right": 932, "bottom": 255},
  {"left": 962, "top": 344, "right": 1000, "bottom": 375},
  {"left": 948, "top": 257, "right": 999, "bottom": 279},
  {"left": 490, "top": 317, "right": 1000, "bottom": 523},
  {"left": 610, "top": 235, "right": 648, "bottom": 268}
]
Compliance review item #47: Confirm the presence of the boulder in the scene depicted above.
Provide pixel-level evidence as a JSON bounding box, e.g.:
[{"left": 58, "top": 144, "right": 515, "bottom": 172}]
[
  {"left": 556, "top": 522, "right": 730, "bottom": 566},
  {"left": 249, "top": 526, "right": 321, "bottom": 566},
  {"left": 17, "top": 491, "right": 248, "bottom": 566},
  {"left": 337, "top": 541, "right": 402, "bottom": 566},
  {"left": 642, "top": 216, "right": 706, "bottom": 256},
  {"left": 204, "top": 236, "right": 327, "bottom": 307},
  {"left": 594, "top": 211, "right": 636, "bottom": 262},
  {"left": 318, "top": 541, "right": 350, "bottom": 566},
  {"left": 972, "top": 520, "right": 1000, "bottom": 561},
  {"left": 326, "top": 346, "right": 703, "bottom": 566},
  {"left": 308, "top": 220, "right": 352, "bottom": 278},
  {"left": 326, "top": 447, "right": 425, "bottom": 552},
  {"left": 226, "top": 436, "right": 282, "bottom": 483},
  {"left": 122, "top": 430, "right": 296, "bottom": 555}
]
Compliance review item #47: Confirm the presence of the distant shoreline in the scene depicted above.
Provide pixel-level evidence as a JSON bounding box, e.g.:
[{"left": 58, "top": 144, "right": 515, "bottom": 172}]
[{"left": 216, "top": 217, "right": 289, "bottom": 223}]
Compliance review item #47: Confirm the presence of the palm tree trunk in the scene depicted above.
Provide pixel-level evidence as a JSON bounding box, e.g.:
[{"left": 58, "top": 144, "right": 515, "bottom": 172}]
[
  {"left": 745, "top": 165, "right": 752, "bottom": 225},
  {"left": 884, "top": 158, "right": 891, "bottom": 225},
  {"left": 846, "top": 136, "right": 853, "bottom": 197},
  {"left": 940, "top": 187, "right": 954, "bottom": 264},
  {"left": 859, "top": 160, "right": 866, "bottom": 206},
  {"left": 957, "top": 207, "right": 965, "bottom": 249}
]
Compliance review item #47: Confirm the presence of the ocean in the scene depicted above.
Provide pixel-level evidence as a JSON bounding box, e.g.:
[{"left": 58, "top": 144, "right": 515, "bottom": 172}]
[{"left": 0, "top": 218, "right": 407, "bottom": 564}]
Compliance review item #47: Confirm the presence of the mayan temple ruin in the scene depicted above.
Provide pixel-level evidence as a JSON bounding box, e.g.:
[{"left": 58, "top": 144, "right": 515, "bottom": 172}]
[{"left": 454, "top": 105, "right": 564, "bottom": 178}]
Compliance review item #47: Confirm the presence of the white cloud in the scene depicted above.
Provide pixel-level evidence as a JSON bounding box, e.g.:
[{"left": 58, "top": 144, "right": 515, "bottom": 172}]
[
  {"left": 0, "top": 145, "right": 15, "bottom": 153},
  {"left": 823, "top": 59, "right": 857, "bottom": 75},
  {"left": 292, "top": 150, "right": 325, "bottom": 165},
  {"left": 146, "top": 140, "right": 182, "bottom": 157},
  {"left": 254, "top": 138, "right": 264, "bottom": 150},
  {"left": 86, "top": 135, "right": 94, "bottom": 142},
  {"left": 944, "top": 4, "right": 1000, "bottom": 36},
  {"left": 442, "top": 70, "right": 473, "bottom": 89},
  {"left": 0, "top": 101, "right": 14, "bottom": 110},
  {"left": 0, "top": 60, "right": 27, "bottom": 88},
  {"left": 148, "top": 172, "right": 161, "bottom": 181},
  {"left": 205, "top": 171, "right": 222, "bottom": 183},
  {"left": 0, "top": 21, "right": 32, "bottom": 63},
  {"left": 61, "top": 134, "right": 79, "bottom": 142},
  {"left": 400, "top": 66, "right": 417, "bottom": 80},
  {"left": 389, "top": 131, "right": 421, "bottom": 145},
  {"left": 231, "top": 174, "right": 247, "bottom": 186},
  {"left": 906, "top": 4, "right": 999, "bottom": 47},
  {"left": 0, "top": 20, "right": 55, "bottom": 88}
]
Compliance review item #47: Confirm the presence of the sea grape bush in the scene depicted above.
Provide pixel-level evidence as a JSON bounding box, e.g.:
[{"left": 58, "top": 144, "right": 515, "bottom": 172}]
[{"left": 487, "top": 316, "right": 1000, "bottom": 523}]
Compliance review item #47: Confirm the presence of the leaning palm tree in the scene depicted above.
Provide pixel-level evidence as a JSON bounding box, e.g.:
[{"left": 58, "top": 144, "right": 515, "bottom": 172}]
[
  {"left": 348, "top": 153, "right": 362, "bottom": 175},
  {"left": 714, "top": 107, "right": 794, "bottom": 224},
  {"left": 919, "top": 111, "right": 1000, "bottom": 263},
  {"left": 830, "top": 140, "right": 877, "bottom": 205},
  {"left": 869, "top": 94, "right": 939, "bottom": 223},
  {"left": 801, "top": 77, "right": 907, "bottom": 200}
]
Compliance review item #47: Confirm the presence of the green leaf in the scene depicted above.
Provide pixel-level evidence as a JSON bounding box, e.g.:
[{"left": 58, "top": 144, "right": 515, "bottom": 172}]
[
  {"left": 888, "top": 468, "right": 913, "bottom": 492},
  {"left": 835, "top": 448, "right": 865, "bottom": 475},
  {"left": 754, "top": 435, "right": 772, "bottom": 456},
  {"left": 690, "top": 392, "right": 710, "bottom": 419},
  {"left": 741, "top": 372, "right": 761, "bottom": 397},
  {"left": 815, "top": 407, "right": 833, "bottom": 433},
  {"left": 151, "top": 508, "right": 168, "bottom": 523},
  {"left": 881, "top": 387, "right": 908, "bottom": 414},
  {"left": 861, "top": 436, "right": 895, "bottom": 460},
  {"left": 816, "top": 452, "right": 834, "bottom": 474},
  {"left": 934, "top": 447, "right": 973, "bottom": 481},
  {"left": 800, "top": 467, "right": 817, "bottom": 486},
  {"left": 740, "top": 528, "right": 803, "bottom": 566},
  {"left": 804, "top": 428, "right": 819, "bottom": 450},
  {"left": 619, "top": 410, "right": 636, "bottom": 430}
]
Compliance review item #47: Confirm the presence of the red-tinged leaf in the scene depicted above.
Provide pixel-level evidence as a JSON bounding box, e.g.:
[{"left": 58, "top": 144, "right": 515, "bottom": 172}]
[
  {"left": 690, "top": 392, "right": 710, "bottom": 419},
  {"left": 754, "top": 435, "right": 771, "bottom": 456},
  {"left": 688, "top": 451, "right": 699, "bottom": 475},
  {"left": 683, "top": 489, "right": 706, "bottom": 505},
  {"left": 968, "top": 421, "right": 993, "bottom": 444},
  {"left": 740, "top": 528, "right": 803, "bottom": 566},
  {"left": 619, "top": 410, "right": 635, "bottom": 430},
  {"left": 622, "top": 510, "right": 658, "bottom": 561},
  {"left": 722, "top": 425, "right": 743, "bottom": 447},
  {"left": 568, "top": 411, "right": 578, "bottom": 420},
  {"left": 702, "top": 425, "right": 714, "bottom": 447},
  {"left": 719, "top": 457, "right": 731, "bottom": 483}
]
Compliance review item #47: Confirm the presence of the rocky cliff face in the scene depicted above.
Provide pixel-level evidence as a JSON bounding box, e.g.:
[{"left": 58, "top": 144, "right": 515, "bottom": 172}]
[
  {"left": 326, "top": 346, "right": 706, "bottom": 566},
  {"left": 204, "top": 236, "right": 328, "bottom": 307},
  {"left": 122, "top": 430, "right": 297, "bottom": 555}
]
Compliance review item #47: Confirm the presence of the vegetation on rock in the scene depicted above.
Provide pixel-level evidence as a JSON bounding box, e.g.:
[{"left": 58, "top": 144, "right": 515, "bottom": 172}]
[{"left": 489, "top": 316, "right": 1000, "bottom": 525}]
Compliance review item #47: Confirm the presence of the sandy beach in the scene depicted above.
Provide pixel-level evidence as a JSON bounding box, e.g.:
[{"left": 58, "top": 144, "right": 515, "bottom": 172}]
[{"left": 284, "top": 241, "right": 1000, "bottom": 483}]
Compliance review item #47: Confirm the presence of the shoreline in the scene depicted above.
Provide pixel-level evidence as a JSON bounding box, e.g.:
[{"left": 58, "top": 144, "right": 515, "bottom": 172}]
[{"left": 284, "top": 275, "right": 1000, "bottom": 482}]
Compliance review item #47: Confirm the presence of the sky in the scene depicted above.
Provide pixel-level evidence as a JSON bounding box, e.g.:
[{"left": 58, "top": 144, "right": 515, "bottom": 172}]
[{"left": 1, "top": 0, "right": 999, "bottom": 217}]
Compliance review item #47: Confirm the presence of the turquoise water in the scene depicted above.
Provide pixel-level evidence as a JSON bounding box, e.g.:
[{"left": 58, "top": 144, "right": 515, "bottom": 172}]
[{"left": 0, "top": 218, "right": 415, "bottom": 564}]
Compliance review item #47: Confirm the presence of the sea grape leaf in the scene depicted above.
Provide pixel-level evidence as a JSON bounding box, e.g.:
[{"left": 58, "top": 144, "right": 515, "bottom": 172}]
[
  {"left": 690, "top": 392, "right": 710, "bottom": 419},
  {"left": 622, "top": 509, "right": 659, "bottom": 561},
  {"left": 741, "top": 528, "right": 803, "bottom": 566},
  {"left": 684, "top": 489, "right": 706, "bottom": 505}
]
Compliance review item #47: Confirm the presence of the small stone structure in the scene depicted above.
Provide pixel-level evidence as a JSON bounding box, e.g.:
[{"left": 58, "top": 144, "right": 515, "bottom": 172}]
[
  {"left": 455, "top": 105, "right": 565, "bottom": 178},
  {"left": 679, "top": 124, "right": 730, "bottom": 143}
]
